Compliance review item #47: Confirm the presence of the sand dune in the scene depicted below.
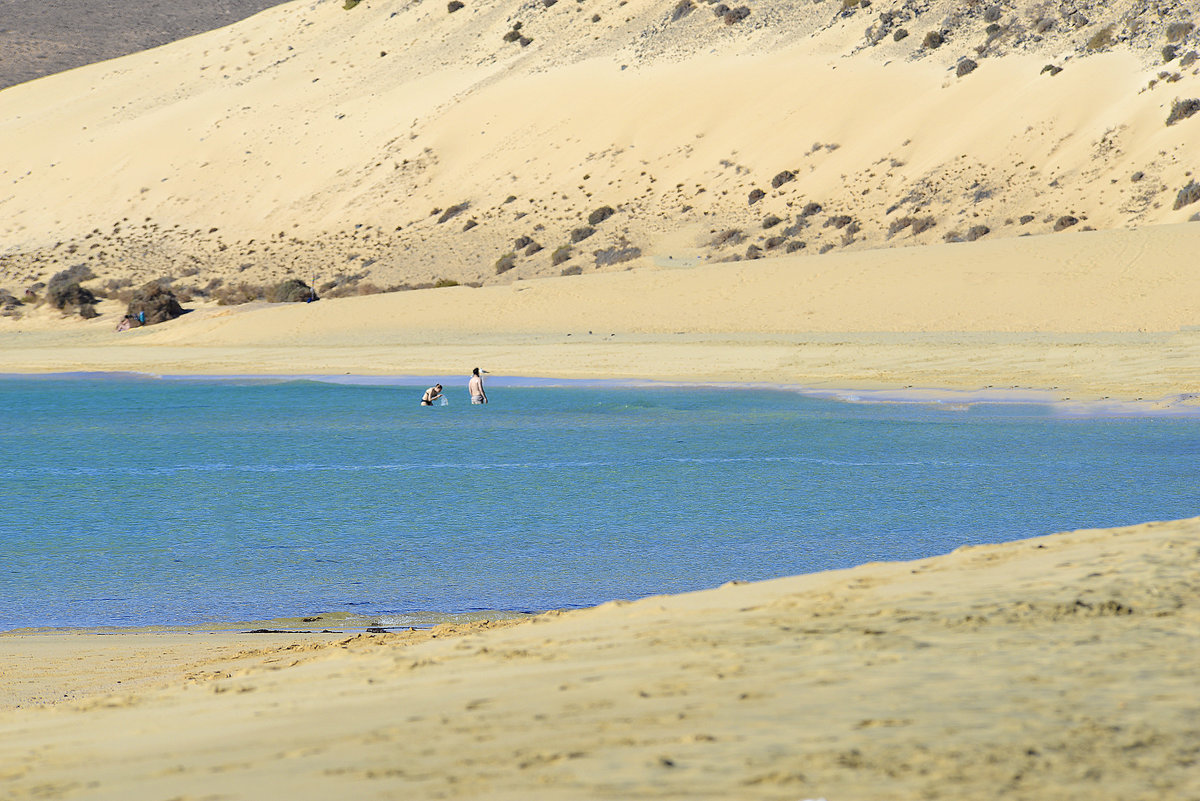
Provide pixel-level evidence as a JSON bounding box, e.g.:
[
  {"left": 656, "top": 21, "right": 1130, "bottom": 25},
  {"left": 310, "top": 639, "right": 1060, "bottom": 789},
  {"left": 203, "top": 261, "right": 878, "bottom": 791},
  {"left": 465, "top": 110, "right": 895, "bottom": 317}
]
[
  {"left": 3, "top": 517, "right": 1198, "bottom": 799},
  {"left": 1, "top": 0, "right": 1199, "bottom": 294}
]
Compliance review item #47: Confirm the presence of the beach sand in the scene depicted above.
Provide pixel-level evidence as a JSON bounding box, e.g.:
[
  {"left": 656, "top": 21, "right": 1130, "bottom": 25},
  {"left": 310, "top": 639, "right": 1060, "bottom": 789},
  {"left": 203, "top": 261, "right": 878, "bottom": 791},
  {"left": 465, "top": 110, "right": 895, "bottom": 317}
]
[{"left": 2, "top": 517, "right": 1198, "bottom": 799}]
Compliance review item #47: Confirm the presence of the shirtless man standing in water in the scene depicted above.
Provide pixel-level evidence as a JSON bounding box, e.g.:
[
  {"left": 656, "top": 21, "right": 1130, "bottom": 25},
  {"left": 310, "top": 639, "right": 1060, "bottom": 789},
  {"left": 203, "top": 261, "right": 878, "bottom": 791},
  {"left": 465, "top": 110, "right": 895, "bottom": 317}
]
[{"left": 468, "top": 368, "right": 487, "bottom": 405}]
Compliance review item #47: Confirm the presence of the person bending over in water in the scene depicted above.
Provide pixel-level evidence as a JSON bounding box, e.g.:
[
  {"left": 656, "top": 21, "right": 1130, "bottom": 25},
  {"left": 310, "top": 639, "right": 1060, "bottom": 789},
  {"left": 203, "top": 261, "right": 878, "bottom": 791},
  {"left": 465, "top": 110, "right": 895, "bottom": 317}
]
[
  {"left": 420, "top": 384, "right": 443, "bottom": 406},
  {"left": 469, "top": 368, "right": 487, "bottom": 405}
]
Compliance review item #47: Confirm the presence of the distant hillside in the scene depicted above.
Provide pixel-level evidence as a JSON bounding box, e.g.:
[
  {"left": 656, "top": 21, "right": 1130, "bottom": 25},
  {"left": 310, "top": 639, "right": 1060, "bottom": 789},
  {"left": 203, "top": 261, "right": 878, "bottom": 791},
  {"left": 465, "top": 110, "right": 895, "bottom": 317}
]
[
  {"left": 1, "top": 0, "right": 1198, "bottom": 304},
  {"left": 0, "top": 0, "right": 284, "bottom": 90}
]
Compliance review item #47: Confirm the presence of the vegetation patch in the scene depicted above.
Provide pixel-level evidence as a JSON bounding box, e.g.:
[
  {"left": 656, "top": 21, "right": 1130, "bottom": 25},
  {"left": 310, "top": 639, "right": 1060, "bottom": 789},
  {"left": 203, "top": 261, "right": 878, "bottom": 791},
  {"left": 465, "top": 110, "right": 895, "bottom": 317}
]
[
  {"left": 1174, "top": 181, "right": 1200, "bottom": 210},
  {"left": 1166, "top": 98, "right": 1200, "bottom": 126},
  {"left": 495, "top": 253, "right": 517, "bottom": 274},
  {"left": 46, "top": 265, "right": 98, "bottom": 318},
  {"left": 267, "top": 278, "right": 316, "bottom": 303},
  {"left": 587, "top": 206, "right": 616, "bottom": 225},
  {"left": 126, "top": 281, "right": 184, "bottom": 325}
]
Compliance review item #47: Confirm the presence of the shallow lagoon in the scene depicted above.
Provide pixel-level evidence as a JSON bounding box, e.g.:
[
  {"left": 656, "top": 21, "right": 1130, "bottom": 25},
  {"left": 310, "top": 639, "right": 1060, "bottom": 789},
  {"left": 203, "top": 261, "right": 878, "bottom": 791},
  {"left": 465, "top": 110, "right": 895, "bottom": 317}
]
[{"left": 1, "top": 374, "right": 1197, "bottom": 630}]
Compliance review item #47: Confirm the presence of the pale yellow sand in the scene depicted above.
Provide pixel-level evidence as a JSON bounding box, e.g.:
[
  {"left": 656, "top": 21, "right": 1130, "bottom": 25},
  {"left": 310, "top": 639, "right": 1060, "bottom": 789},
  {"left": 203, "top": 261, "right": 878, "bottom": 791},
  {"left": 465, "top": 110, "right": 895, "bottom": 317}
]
[
  {"left": 3, "top": 222, "right": 1199, "bottom": 403},
  {"left": 2, "top": 517, "right": 1198, "bottom": 799}
]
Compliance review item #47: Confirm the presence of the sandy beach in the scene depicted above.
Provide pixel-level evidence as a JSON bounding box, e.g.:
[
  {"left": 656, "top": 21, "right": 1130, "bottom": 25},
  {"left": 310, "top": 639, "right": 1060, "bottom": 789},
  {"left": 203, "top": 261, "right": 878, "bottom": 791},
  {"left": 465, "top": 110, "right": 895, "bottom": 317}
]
[
  {"left": 2, "top": 517, "right": 1198, "bottom": 799},
  {"left": 2, "top": 0, "right": 1199, "bottom": 796}
]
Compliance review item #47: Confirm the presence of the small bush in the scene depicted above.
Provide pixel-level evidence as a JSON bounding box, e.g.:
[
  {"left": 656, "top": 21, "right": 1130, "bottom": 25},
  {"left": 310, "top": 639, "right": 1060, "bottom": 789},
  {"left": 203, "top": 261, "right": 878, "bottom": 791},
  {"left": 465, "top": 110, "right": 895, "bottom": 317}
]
[
  {"left": 46, "top": 265, "right": 98, "bottom": 316},
  {"left": 1053, "top": 215, "right": 1079, "bottom": 231},
  {"left": 587, "top": 206, "right": 616, "bottom": 225},
  {"left": 214, "top": 282, "right": 265, "bottom": 306},
  {"left": 594, "top": 246, "right": 641, "bottom": 267},
  {"left": 966, "top": 224, "right": 991, "bottom": 241},
  {"left": 748, "top": 188, "right": 766, "bottom": 205},
  {"left": 1174, "top": 181, "right": 1200, "bottom": 210},
  {"left": 671, "top": 0, "right": 694, "bottom": 22},
  {"left": 437, "top": 202, "right": 469, "bottom": 223},
  {"left": 434, "top": 278, "right": 460, "bottom": 288},
  {"left": 922, "top": 31, "right": 943, "bottom": 49},
  {"left": 1181, "top": 51, "right": 1199, "bottom": 68},
  {"left": 267, "top": 278, "right": 316, "bottom": 303},
  {"left": 825, "top": 215, "right": 854, "bottom": 229},
  {"left": 551, "top": 245, "right": 573, "bottom": 266},
  {"left": 1163, "top": 45, "right": 1179, "bottom": 62},
  {"left": 983, "top": 5, "right": 1001, "bottom": 22},
  {"left": 1086, "top": 25, "right": 1114, "bottom": 50},
  {"left": 800, "top": 202, "right": 822, "bottom": 217},
  {"left": 126, "top": 281, "right": 184, "bottom": 325},
  {"left": 343, "top": 0, "right": 361, "bottom": 8},
  {"left": 1041, "top": 64, "right": 1063, "bottom": 76},
  {"left": 524, "top": 242, "right": 544, "bottom": 256},
  {"left": 710, "top": 229, "right": 745, "bottom": 247},
  {"left": 893, "top": 28, "right": 908, "bottom": 41},
  {"left": 745, "top": 244, "right": 763, "bottom": 260},
  {"left": 785, "top": 241, "right": 806, "bottom": 253},
  {"left": 762, "top": 214, "right": 783, "bottom": 229},
  {"left": 1166, "top": 98, "right": 1200, "bottom": 126},
  {"left": 514, "top": 235, "right": 534, "bottom": 250},
  {"left": 561, "top": 265, "right": 583, "bottom": 276},
  {"left": 956, "top": 58, "right": 978, "bottom": 77},
  {"left": 771, "top": 170, "right": 796, "bottom": 189},
  {"left": 723, "top": 5, "right": 750, "bottom": 24},
  {"left": 1166, "top": 22, "right": 1194, "bottom": 43},
  {"left": 495, "top": 253, "right": 517, "bottom": 274},
  {"left": 448, "top": 0, "right": 464, "bottom": 11},
  {"left": 570, "top": 226, "right": 595, "bottom": 243},
  {"left": 765, "top": 236, "right": 786, "bottom": 250}
]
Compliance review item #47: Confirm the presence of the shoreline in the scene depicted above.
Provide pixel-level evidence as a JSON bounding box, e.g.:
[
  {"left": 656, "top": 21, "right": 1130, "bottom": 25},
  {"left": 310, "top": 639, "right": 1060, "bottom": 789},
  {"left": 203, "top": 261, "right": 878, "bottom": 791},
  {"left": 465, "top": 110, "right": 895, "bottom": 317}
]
[
  {"left": 2, "top": 516, "right": 1198, "bottom": 798},
  {"left": 5, "top": 367, "right": 1200, "bottom": 416}
]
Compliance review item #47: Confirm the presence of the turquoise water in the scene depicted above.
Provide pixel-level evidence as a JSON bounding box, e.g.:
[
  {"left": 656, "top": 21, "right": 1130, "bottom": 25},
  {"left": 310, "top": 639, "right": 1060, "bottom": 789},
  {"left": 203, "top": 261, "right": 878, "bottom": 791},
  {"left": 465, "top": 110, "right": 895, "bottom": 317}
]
[{"left": 1, "top": 374, "right": 1197, "bottom": 631}]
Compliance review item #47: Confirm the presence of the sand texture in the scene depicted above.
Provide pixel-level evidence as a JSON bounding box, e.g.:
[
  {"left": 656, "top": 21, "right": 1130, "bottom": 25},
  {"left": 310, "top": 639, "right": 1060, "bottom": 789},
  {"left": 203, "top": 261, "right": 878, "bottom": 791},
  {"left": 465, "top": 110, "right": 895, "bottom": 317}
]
[
  {"left": 2, "top": 0, "right": 1200, "bottom": 293},
  {"left": 2, "top": 517, "right": 1198, "bottom": 799}
]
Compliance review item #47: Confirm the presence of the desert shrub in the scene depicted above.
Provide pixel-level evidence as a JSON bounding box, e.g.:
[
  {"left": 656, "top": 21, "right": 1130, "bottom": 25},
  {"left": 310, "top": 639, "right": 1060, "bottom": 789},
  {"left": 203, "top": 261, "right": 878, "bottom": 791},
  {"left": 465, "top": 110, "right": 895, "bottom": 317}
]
[
  {"left": 0, "top": 288, "right": 23, "bottom": 318},
  {"left": 437, "top": 202, "right": 469, "bottom": 223},
  {"left": 723, "top": 5, "right": 750, "bottom": 24},
  {"left": 343, "top": 0, "right": 361, "bottom": 8},
  {"left": 966, "top": 224, "right": 991, "bottom": 241},
  {"left": 448, "top": 0, "right": 464, "bottom": 11},
  {"left": 214, "top": 282, "right": 266, "bottom": 305},
  {"left": 1166, "top": 22, "right": 1194, "bottom": 43},
  {"left": 1053, "top": 215, "right": 1079, "bottom": 231},
  {"left": 495, "top": 253, "right": 517, "bottom": 274},
  {"left": 893, "top": 28, "right": 908, "bottom": 41},
  {"left": 745, "top": 244, "right": 763, "bottom": 260},
  {"left": 267, "top": 278, "right": 316, "bottom": 303},
  {"left": 46, "top": 265, "right": 98, "bottom": 316},
  {"left": 771, "top": 170, "right": 796, "bottom": 189},
  {"left": 800, "top": 202, "right": 822, "bottom": 217},
  {"left": 588, "top": 206, "right": 616, "bottom": 225},
  {"left": 762, "top": 214, "right": 783, "bottom": 229},
  {"left": 525, "top": 242, "right": 543, "bottom": 256},
  {"left": 519, "top": 36, "right": 532, "bottom": 46},
  {"left": 514, "top": 235, "right": 534, "bottom": 250},
  {"left": 1174, "top": 181, "right": 1200, "bottom": 210},
  {"left": 551, "top": 245, "right": 573, "bottom": 266},
  {"left": 785, "top": 241, "right": 807, "bottom": 253},
  {"left": 1163, "top": 45, "right": 1179, "bottom": 62},
  {"left": 1019, "top": 214, "right": 1035, "bottom": 224},
  {"left": 1181, "top": 51, "right": 1199, "bottom": 68},
  {"left": 922, "top": 31, "right": 943, "bottom": 49},
  {"left": 1041, "top": 64, "right": 1063, "bottom": 75},
  {"left": 710, "top": 229, "right": 745, "bottom": 247},
  {"left": 1086, "top": 25, "right": 1114, "bottom": 50},
  {"left": 764, "top": 236, "right": 786, "bottom": 250},
  {"left": 957, "top": 58, "right": 978, "bottom": 77},
  {"left": 891, "top": 216, "right": 936, "bottom": 235},
  {"left": 748, "top": 188, "right": 766, "bottom": 205},
  {"left": 503, "top": 29, "right": 522, "bottom": 42},
  {"left": 671, "top": 0, "right": 694, "bottom": 22},
  {"left": 462, "top": 219, "right": 478, "bottom": 231},
  {"left": 570, "top": 226, "right": 595, "bottom": 243},
  {"left": 1166, "top": 98, "right": 1200, "bottom": 125},
  {"left": 561, "top": 265, "right": 583, "bottom": 276},
  {"left": 826, "top": 215, "right": 854, "bottom": 229},
  {"left": 434, "top": 278, "right": 460, "bottom": 288},
  {"left": 594, "top": 246, "right": 642, "bottom": 267},
  {"left": 126, "top": 281, "right": 184, "bottom": 326},
  {"left": 983, "top": 5, "right": 1001, "bottom": 22}
]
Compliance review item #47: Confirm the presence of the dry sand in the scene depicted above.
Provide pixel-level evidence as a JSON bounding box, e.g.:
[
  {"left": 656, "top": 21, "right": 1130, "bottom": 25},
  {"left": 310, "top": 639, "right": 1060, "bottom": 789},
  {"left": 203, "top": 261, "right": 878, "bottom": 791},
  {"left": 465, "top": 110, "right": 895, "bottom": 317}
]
[{"left": 2, "top": 517, "right": 1198, "bottom": 799}]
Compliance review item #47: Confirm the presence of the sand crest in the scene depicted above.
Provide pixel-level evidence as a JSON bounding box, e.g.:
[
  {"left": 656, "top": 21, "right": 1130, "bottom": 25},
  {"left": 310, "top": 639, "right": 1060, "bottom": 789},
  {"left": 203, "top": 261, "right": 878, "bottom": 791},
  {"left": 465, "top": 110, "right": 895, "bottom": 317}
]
[{"left": 1, "top": 517, "right": 1197, "bottom": 799}]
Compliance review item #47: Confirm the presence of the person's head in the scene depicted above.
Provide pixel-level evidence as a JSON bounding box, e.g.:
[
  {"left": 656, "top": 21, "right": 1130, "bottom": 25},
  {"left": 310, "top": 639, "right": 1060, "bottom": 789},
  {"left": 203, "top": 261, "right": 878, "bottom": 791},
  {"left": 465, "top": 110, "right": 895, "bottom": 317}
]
[
  {"left": 435, "top": 384, "right": 442, "bottom": 391},
  {"left": 472, "top": 367, "right": 480, "bottom": 377}
]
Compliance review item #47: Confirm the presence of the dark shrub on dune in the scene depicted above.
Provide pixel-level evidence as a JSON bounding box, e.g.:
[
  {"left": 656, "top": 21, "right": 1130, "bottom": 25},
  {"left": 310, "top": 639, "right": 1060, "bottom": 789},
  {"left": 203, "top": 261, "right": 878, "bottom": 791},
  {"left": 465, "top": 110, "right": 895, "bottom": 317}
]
[
  {"left": 267, "top": 278, "right": 317, "bottom": 303},
  {"left": 587, "top": 206, "right": 615, "bottom": 226},
  {"left": 46, "top": 265, "right": 99, "bottom": 318},
  {"left": 1174, "top": 181, "right": 1200, "bottom": 210},
  {"left": 1166, "top": 98, "right": 1200, "bottom": 126},
  {"left": 126, "top": 281, "right": 185, "bottom": 326}
]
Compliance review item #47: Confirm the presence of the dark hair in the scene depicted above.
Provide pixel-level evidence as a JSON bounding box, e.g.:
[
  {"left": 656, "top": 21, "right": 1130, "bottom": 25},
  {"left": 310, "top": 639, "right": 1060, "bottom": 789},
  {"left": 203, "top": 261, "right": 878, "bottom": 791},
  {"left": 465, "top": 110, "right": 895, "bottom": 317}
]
[{"left": 472, "top": 367, "right": 480, "bottom": 376}]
